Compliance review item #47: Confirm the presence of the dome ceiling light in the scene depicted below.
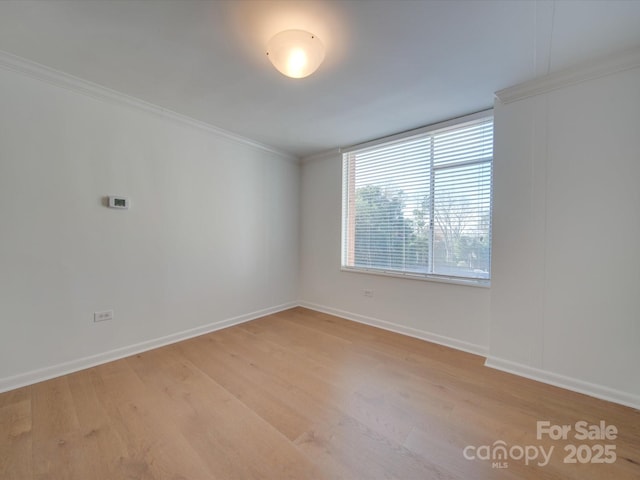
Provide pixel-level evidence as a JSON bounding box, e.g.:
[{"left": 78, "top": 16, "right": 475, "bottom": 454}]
[{"left": 266, "top": 29, "right": 325, "bottom": 79}]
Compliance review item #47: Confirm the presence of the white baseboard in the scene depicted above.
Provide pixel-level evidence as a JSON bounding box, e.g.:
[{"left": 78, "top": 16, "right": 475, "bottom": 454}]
[
  {"left": 485, "top": 356, "right": 640, "bottom": 411},
  {"left": 299, "top": 301, "right": 639, "bottom": 410},
  {"left": 4, "top": 299, "right": 637, "bottom": 412},
  {"left": 298, "top": 301, "right": 489, "bottom": 357},
  {"left": 0, "top": 301, "right": 297, "bottom": 394}
]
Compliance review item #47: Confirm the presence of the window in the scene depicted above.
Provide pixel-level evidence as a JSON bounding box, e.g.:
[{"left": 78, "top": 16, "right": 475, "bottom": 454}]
[{"left": 341, "top": 111, "right": 493, "bottom": 285}]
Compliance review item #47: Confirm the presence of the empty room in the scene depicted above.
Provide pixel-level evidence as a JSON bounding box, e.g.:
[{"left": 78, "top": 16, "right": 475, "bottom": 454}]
[{"left": 1, "top": 1, "right": 639, "bottom": 479}]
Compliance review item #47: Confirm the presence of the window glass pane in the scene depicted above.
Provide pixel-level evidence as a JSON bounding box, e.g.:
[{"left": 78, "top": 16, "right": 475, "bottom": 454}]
[
  {"left": 432, "top": 162, "right": 491, "bottom": 279},
  {"left": 342, "top": 113, "right": 493, "bottom": 284}
]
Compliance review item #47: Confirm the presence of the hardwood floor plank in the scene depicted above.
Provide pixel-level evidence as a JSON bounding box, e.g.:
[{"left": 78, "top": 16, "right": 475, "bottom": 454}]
[
  {"left": 31, "top": 376, "right": 81, "bottom": 480},
  {"left": 0, "top": 307, "right": 638, "bottom": 479},
  {"left": 296, "top": 412, "right": 460, "bottom": 480},
  {"left": 90, "top": 358, "right": 214, "bottom": 479},
  {"left": 178, "top": 334, "right": 321, "bottom": 442},
  {"left": 0, "top": 387, "right": 31, "bottom": 409},
  {"left": 0, "top": 397, "right": 32, "bottom": 480},
  {"left": 128, "top": 345, "right": 322, "bottom": 480},
  {"left": 65, "top": 369, "right": 133, "bottom": 480}
]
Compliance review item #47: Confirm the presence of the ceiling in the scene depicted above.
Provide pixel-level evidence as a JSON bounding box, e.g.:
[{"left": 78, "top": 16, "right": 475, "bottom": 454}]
[{"left": 1, "top": 1, "right": 640, "bottom": 159}]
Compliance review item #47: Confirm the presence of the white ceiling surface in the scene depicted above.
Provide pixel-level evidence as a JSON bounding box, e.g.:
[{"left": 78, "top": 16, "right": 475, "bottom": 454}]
[{"left": 1, "top": 1, "right": 640, "bottom": 159}]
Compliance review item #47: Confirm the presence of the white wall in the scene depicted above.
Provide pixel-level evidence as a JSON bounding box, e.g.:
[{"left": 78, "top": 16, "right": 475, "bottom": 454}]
[
  {"left": 489, "top": 64, "right": 640, "bottom": 407},
  {"left": 300, "top": 57, "right": 640, "bottom": 409},
  {"left": 3, "top": 48, "right": 637, "bottom": 410},
  {"left": 0, "top": 63, "right": 299, "bottom": 389},
  {"left": 299, "top": 152, "right": 491, "bottom": 355}
]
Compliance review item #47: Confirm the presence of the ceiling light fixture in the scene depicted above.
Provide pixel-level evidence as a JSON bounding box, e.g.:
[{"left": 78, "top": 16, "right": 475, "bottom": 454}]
[{"left": 266, "top": 29, "right": 325, "bottom": 79}]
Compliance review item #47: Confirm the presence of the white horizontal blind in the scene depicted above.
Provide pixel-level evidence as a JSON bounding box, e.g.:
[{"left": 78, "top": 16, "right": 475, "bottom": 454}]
[{"left": 342, "top": 113, "right": 493, "bottom": 283}]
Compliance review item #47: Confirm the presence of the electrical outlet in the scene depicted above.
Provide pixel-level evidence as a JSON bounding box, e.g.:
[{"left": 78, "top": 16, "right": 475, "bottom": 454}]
[
  {"left": 363, "top": 289, "right": 374, "bottom": 298},
  {"left": 94, "top": 310, "right": 113, "bottom": 322}
]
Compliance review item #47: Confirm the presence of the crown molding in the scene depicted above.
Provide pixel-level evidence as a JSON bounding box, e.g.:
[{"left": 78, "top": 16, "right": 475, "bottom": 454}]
[
  {"left": 496, "top": 46, "right": 640, "bottom": 104},
  {"left": 0, "top": 49, "right": 298, "bottom": 162},
  {"left": 301, "top": 147, "right": 341, "bottom": 164}
]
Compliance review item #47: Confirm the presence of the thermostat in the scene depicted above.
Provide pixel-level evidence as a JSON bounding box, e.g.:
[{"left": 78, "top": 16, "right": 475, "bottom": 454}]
[{"left": 108, "top": 196, "right": 130, "bottom": 209}]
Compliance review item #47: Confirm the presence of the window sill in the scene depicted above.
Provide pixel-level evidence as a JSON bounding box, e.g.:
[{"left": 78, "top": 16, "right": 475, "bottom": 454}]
[{"left": 340, "top": 266, "right": 491, "bottom": 288}]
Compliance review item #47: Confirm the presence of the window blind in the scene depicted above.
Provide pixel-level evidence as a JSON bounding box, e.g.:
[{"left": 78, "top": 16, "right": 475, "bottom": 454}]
[{"left": 341, "top": 112, "right": 493, "bottom": 284}]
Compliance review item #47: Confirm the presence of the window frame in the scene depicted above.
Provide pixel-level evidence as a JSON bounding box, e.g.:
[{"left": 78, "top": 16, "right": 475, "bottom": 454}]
[{"left": 340, "top": 110, "right": 493, "bottom": 287}]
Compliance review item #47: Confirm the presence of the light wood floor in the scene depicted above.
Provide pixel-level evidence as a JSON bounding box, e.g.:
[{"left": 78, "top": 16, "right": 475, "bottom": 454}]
[{"left": 1, "top": 307, "right": 639, "bottom": 479}]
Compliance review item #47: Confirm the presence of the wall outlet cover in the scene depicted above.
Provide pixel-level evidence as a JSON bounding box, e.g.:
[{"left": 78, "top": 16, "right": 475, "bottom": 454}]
[{"left": 94, "top": 310, "right": 114, "bottom": 322}]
